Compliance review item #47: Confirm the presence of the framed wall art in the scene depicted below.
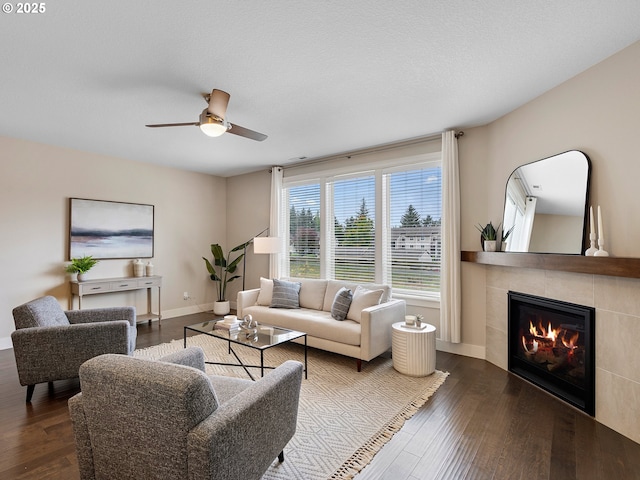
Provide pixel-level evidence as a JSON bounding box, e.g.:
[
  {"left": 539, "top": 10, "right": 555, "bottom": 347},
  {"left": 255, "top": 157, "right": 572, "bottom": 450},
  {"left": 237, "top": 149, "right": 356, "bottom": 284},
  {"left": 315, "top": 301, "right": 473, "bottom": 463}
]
[{"left": 69, "top": 198, "right": 154, "bottom": 259}]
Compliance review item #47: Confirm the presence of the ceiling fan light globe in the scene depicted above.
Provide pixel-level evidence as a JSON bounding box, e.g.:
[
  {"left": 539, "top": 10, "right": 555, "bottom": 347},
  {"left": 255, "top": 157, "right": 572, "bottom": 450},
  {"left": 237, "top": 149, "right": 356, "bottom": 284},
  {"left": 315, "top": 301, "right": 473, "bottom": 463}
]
[{"left": 199, "top": 122, "right": 228, "bottom": 137}]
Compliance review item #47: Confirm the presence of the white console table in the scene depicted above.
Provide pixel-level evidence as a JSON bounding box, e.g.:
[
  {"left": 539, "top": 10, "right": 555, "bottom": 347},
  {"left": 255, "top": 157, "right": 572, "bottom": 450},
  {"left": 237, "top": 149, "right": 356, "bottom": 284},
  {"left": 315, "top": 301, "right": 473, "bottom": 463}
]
[{"left": 70, "top": 275, "right": 162, "bottom": 324}]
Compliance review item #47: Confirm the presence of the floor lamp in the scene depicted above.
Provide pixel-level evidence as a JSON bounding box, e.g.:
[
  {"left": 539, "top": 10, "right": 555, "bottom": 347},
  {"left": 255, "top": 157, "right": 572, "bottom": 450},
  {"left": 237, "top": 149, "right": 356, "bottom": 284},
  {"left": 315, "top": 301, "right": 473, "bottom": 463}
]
[{"left": 242, "top": 230, "right": 283, "bottom": 290}]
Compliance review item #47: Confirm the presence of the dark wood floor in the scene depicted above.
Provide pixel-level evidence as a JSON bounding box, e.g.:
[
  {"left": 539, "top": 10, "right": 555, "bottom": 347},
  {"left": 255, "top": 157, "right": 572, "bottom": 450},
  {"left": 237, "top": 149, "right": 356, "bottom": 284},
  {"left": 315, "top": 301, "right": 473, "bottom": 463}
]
[{"left": 2, "top": 313, "right": 640, "bottom": 480}]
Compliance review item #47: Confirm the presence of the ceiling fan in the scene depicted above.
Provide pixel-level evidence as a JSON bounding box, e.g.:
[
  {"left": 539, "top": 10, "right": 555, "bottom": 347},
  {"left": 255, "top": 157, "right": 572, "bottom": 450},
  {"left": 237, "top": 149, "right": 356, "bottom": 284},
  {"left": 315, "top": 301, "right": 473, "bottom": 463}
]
[{"left": 145, "top": 89, "right": 267, "bottom": 141}]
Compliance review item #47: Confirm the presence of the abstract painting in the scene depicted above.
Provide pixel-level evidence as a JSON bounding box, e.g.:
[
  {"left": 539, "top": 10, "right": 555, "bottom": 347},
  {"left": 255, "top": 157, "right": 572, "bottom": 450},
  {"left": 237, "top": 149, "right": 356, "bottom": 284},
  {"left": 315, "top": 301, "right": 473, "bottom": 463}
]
[{"left": 69, "top": 198, "right": 154, "bottom": 259}]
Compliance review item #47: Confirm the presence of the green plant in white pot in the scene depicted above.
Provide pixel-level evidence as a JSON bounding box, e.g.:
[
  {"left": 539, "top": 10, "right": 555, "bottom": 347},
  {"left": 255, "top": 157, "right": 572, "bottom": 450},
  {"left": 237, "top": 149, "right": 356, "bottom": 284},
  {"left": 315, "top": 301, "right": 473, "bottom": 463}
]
[
  {"left": 65, "top": 255, "right": 99, "bottom": 282},
  {"left": 475, "top": 222, "right": 499, "bottom": 252},
  {"left": 203, "top": 241, "right": 251, "bottom": 315}
]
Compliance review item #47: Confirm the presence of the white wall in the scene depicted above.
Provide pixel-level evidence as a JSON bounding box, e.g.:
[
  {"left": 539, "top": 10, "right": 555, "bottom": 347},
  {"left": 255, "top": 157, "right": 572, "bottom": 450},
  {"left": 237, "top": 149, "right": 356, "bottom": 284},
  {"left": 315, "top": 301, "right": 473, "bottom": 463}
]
[{"left": 1, "top": 135, "right": 226, "bottom": 348}]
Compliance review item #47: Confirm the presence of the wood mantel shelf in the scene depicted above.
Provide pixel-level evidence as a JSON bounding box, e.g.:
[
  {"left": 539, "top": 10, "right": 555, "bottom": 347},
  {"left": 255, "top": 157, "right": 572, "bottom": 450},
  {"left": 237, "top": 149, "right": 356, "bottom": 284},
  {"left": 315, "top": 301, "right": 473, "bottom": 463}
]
[{"left": 461, "top": 251, "right": 640, "bottom": 279}]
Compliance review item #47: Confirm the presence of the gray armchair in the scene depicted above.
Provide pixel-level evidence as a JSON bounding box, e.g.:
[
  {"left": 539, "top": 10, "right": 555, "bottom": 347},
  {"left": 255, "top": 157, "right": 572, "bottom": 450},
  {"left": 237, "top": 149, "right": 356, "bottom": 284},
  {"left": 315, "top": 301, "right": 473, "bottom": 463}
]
[
  {"left": 68, "top": 347, "right": 303, "bottom": 480},
  {"left": 11, "top": 295, "right": 136, "bottom": 402}
]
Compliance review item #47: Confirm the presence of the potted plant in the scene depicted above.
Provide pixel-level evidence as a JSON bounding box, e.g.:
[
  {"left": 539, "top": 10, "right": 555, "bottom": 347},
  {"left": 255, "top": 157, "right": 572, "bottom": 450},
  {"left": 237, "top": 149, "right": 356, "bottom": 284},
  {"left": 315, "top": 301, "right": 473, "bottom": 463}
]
[
  {"left": 65, "top": 255, "right": 99, "bottom": 281},
  {"left": 475, "top": 222, "right": 499, "bottom": 252},
  {"left": 203, "top": 240, "right": 252, "bottom": 315},
  {"left": 500, "top": 225, "right": 515, "bottom": 251}
]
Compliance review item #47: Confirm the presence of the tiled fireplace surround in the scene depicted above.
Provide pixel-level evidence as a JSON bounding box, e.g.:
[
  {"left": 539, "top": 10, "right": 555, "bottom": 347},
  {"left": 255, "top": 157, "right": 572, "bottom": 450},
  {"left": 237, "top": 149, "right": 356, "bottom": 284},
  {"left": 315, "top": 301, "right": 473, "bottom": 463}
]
[{"left": 484, "top": 266, "right": 640, "bottom": 444}]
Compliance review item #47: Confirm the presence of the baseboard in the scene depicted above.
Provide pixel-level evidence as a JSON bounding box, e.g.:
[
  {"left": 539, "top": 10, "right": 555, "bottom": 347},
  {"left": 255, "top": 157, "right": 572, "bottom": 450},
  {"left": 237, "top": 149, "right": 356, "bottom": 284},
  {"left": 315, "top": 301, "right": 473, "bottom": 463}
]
[
  {"left": 161, "top": 303, "right": 215, "bottom": 319},
  {"left": 436, "top": 339, "right": 486, "bottom": 360}
]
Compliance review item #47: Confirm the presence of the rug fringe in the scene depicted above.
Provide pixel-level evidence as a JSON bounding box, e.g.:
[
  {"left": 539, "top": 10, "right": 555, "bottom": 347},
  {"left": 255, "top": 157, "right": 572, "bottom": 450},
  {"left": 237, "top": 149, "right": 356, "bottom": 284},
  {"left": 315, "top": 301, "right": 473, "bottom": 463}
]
[{"left": 329, "top": 370, "right": 449, "bottom": 480}]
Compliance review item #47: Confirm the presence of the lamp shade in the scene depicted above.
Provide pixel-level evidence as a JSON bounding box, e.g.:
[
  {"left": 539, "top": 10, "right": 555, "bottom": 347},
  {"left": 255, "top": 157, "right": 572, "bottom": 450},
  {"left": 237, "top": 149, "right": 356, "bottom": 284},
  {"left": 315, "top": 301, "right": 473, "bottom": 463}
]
[{"left": 253, "top": 236, "right": 282, "bottom": 254}]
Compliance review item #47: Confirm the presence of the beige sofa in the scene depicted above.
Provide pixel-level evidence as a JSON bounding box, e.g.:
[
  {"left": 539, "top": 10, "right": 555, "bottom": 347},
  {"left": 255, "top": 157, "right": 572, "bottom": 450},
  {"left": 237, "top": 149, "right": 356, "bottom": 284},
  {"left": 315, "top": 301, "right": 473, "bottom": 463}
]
[{"left": 237, "top": 278, "right": 405, "bottom": 370}]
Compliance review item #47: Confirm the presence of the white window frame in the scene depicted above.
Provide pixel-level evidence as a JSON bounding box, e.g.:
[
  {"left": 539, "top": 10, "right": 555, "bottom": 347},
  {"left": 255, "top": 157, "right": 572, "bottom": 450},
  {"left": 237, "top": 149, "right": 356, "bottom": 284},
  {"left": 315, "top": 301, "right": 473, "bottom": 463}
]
[{"left": 281, "top": 151, "right": 442, "bottom": 300}]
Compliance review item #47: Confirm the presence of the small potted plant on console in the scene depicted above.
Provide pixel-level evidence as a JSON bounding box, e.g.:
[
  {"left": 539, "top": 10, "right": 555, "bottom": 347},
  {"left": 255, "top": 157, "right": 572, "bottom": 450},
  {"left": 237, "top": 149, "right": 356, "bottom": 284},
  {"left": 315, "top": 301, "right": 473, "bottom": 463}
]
[{"left": 65, "top": 255, "right": 99, "bottom": 282}]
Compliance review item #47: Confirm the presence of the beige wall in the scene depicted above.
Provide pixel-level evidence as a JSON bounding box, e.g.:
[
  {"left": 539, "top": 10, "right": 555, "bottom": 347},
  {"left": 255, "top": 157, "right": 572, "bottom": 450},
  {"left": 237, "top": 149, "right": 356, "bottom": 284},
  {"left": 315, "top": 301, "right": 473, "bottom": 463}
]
[
  {"left": 225, "top": 169, "right": 272, "bottom": 303},
  {"left": 1, "top": 136, "right": 225, "bottom": 347}
]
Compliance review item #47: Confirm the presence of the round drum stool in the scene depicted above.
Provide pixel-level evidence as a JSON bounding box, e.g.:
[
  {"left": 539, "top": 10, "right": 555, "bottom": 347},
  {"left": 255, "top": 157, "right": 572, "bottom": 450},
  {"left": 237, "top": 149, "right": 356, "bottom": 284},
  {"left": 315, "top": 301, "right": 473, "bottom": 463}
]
[{"left": 391, "top": 322, "right": 436, "bottom": 377}]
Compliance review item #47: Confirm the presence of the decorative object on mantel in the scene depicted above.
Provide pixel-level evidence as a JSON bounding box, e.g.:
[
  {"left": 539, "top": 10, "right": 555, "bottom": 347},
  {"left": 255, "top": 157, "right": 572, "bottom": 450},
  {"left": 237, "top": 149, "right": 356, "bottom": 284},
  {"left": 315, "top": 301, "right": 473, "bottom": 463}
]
[
  {"left": 65, "top": 255, "right": 99, "bottom": 282},
  {"left": 475, "top": 221, "right": 498, "bottom": 252},
  {"left": 585, "top": 206, "right": 598, "bottom": 256},
  {"left": 501, "top": 150, "right": 591, "bottom": 254},
  {"left": 500, "top": 225, "right": 515, "bottom": 252},
  {"left": 133, "top": 258, "right": 144, "bottom": 277},
  {"left": 593, "top": 205, "right": 609, "bottom": 257}
]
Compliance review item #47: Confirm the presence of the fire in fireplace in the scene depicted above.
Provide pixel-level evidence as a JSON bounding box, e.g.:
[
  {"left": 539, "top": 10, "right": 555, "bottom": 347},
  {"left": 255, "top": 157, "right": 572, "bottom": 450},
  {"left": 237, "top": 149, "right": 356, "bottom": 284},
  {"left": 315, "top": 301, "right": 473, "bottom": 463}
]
[{"left": 508, "top": 291, "right": 595, "bottom": 415}]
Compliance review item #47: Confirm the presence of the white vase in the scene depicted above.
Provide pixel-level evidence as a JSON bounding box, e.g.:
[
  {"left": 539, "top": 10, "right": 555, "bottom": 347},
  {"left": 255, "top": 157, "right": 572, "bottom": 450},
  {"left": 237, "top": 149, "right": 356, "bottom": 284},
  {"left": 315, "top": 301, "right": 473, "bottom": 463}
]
[
  {"left": 133, "top": 259, "right": 144, "bottom": 277},
  {"left": 145, "top": 261, "right": 154, "bottom": 276},
  {"left": 213, "top": 301, "right": 230, "bottom": 316},
  {"left": 484, "top": 240, "right": 497, "bottom": 252},
  {"left": 77, "top": 273, "right": 86, "bottom": 282}
]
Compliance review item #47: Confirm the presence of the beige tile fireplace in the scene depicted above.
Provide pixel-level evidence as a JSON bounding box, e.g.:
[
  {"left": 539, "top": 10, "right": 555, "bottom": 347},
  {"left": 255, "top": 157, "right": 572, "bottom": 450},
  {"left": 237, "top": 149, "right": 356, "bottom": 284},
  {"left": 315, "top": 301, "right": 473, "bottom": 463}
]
[{"left": 484, "top": 264, "right": 640, "bottom": 444}]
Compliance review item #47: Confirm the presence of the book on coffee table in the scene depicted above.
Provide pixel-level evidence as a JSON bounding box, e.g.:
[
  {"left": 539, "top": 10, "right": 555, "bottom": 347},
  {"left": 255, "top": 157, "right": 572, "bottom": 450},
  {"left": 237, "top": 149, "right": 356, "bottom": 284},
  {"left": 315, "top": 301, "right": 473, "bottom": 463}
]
[{"left": 214, "top": 319, "right": 241, "bottom": 332}]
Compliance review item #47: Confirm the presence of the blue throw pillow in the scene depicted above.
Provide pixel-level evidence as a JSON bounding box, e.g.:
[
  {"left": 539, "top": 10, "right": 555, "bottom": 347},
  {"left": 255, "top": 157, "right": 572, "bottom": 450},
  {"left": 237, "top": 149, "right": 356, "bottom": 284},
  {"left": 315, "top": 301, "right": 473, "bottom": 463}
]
[
  {"left": 331, "top": 287, "right": 353, "bottom": 321},
  {"left": 270, "top": 279, "right": 302, "bottom": 309}
]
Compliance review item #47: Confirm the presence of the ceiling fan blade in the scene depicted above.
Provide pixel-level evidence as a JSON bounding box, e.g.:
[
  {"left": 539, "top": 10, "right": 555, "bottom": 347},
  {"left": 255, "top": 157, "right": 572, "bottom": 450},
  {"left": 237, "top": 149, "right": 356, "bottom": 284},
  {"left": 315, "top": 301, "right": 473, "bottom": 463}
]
[
  {"left": 227, "top": 123, "right": 268, "bottom": 141},
  {"left": 146, "top": 122, "right": 199, "bottom": 128},
  {"left": 207, "top": 89, "right": 230, "bottom": 119}
]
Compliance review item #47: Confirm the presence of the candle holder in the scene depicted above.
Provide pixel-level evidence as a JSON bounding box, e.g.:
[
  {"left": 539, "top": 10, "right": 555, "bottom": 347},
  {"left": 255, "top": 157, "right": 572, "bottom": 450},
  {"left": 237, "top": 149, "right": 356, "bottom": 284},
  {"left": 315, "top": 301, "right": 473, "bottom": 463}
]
[
  {"left": 594, "top": 238, "right": 609, "bottom": 257},
  {"left": 585, "top": 233, "right": 598, "bottom": 256}
]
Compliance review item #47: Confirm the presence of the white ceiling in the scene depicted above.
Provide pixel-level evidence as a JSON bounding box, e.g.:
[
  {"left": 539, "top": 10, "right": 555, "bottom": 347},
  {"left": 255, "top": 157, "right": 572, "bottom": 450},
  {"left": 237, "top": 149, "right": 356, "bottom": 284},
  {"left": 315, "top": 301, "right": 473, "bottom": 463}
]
[{"left": 2, "top": 1, "right": 639, "bottom": 177}]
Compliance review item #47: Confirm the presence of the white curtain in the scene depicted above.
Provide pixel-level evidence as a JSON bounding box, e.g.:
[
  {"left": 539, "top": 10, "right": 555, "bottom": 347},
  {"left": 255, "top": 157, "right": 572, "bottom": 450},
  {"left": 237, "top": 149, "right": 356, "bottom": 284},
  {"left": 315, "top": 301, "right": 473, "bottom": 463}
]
[
  {"left": 440, "top": 130, "right": 461, "bottom": 343},
  {"left": 269, "top": 166, "right": 284, "bottom": 279}
]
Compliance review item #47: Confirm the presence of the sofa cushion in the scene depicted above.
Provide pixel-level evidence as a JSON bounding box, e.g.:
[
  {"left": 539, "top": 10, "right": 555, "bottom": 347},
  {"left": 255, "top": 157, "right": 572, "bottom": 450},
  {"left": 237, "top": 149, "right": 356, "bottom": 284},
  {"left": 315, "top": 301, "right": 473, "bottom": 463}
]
[
  {"left": 322, "top": 280, "right": 391, "bottom": 311},
  {"left": 290, "top": 278, "right": 327, "bottom": 310},
  {"left": 270, "top": 279, "right": 301, "bottom": 309},
  {"left": 242, "top": 305, "right": 361, "bottom": 346},
  {"left": 257, "top": 277, "right": 274, "bottom": 306},
  {"left": 331, "top": 287, "right": 353, "bottom": 321},
  {"left": 323, "top": 280, "right": 356, "bottom": 312},
  {"left": 347, "top": 286, "right": 384, "bottom": 322}
]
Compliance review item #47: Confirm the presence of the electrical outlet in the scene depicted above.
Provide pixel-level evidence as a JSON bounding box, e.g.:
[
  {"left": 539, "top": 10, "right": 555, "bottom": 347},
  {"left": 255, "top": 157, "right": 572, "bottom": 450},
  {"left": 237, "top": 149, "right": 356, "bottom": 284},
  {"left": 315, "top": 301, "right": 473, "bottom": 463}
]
[{"left": 183, "top": 291, "right": 189, "bottom": 301}]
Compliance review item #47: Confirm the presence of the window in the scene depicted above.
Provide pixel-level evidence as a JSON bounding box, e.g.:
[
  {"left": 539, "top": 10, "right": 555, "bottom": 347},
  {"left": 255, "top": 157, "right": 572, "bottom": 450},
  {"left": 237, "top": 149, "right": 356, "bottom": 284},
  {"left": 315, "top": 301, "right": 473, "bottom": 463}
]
[
  {"left": 287, "top": 182, "right": 321, "bottom": 278},
  {"left": 331, "top": 175, "right": 376, "bottom": 282},
  {"left": 384, "top": 166, "right": 442, "bottom": 294},
  {"left": 281, "top": 153, "right": 442, "bottom": 297}
]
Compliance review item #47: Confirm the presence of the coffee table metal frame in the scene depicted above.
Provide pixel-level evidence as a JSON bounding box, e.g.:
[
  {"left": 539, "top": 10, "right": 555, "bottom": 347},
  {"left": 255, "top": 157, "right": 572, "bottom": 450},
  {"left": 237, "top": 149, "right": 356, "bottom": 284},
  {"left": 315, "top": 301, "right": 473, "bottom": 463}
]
[{"left": 183, "top": 321, "right": 307, "bottom": 381}]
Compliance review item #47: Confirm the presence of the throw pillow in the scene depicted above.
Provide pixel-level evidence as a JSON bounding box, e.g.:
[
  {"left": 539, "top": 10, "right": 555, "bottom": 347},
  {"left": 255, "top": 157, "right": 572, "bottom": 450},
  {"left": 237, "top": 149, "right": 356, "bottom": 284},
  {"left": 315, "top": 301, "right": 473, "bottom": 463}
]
[
  {"left": 270, "top": 278, "right": 302, "bottom": 309},
  {"left": 331, "top": 287, "right": 353, "bottom": 321},
  {"left": 346, "top": 285, "right": 384, "bottom": 322},
  {"left": 256, "top": 277, "right": 274, "bottom": 306}
]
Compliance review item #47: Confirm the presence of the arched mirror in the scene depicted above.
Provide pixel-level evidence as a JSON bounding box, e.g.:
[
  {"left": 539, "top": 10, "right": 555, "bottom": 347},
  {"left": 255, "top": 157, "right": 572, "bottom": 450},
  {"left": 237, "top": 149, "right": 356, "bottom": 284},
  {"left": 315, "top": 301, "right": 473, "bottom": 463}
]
[{"left": 501, "top": 150, "right": 591, "bottom": 254}]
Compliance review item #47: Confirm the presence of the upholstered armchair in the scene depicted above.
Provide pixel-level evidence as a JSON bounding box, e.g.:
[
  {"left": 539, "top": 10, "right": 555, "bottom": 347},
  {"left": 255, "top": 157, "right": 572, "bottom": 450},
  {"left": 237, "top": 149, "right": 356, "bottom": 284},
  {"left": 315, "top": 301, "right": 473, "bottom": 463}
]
[
  {"left": 68, "top": 347, "right": 303, "bottom": 480},
  {"left": 11, "top": 295, "right": 137, "bottom": 402}
]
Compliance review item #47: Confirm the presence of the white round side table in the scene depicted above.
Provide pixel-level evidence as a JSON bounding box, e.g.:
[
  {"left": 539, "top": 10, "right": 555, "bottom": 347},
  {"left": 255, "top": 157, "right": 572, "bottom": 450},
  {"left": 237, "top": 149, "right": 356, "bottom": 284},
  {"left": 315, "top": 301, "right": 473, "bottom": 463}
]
[{"left": 392, "top": 322, "right": 436, "bottom": 377}]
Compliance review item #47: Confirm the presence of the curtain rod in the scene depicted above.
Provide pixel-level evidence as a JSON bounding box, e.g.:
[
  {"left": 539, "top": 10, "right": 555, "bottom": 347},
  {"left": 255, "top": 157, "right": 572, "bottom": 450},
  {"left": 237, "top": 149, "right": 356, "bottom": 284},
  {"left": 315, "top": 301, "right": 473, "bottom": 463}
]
[{"left": 277, "top": 130, "right": 464, "bottom": 171}]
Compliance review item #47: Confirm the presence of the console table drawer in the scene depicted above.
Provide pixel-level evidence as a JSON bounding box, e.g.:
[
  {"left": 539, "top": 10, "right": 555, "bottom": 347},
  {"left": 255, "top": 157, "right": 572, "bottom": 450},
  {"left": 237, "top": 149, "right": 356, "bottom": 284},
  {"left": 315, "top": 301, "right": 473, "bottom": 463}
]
[
  {"left": 83, "top": 282, "right": 111, "bottom": 293},
  {"left": 137, "top": 277, "right": 162, "bottom": 288},
  {"left": 111, "top": 280, "right": 138, "bottom": 291}
]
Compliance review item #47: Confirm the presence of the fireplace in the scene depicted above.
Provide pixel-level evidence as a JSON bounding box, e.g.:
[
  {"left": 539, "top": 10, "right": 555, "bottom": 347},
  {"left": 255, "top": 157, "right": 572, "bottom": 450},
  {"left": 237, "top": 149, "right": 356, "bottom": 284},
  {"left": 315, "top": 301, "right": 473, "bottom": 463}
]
[{"left": 508, "top": 291, "right": 595, "bottom": 415}]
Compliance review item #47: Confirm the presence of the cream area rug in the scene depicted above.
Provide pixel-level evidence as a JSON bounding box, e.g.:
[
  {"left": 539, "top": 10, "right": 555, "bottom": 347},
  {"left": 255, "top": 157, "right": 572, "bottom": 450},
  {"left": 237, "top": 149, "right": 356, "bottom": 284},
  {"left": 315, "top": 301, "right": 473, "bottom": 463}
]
[{"left": 135, "top": 334, "right": 448, "bottom": 480}]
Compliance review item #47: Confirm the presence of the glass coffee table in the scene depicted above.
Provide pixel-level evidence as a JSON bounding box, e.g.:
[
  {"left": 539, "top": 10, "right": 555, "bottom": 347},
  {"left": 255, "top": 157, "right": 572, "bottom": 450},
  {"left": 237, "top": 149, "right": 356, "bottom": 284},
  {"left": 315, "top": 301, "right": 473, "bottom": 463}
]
[{"left": 184, "top": 321, "right": 307, "bottom": 381}]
